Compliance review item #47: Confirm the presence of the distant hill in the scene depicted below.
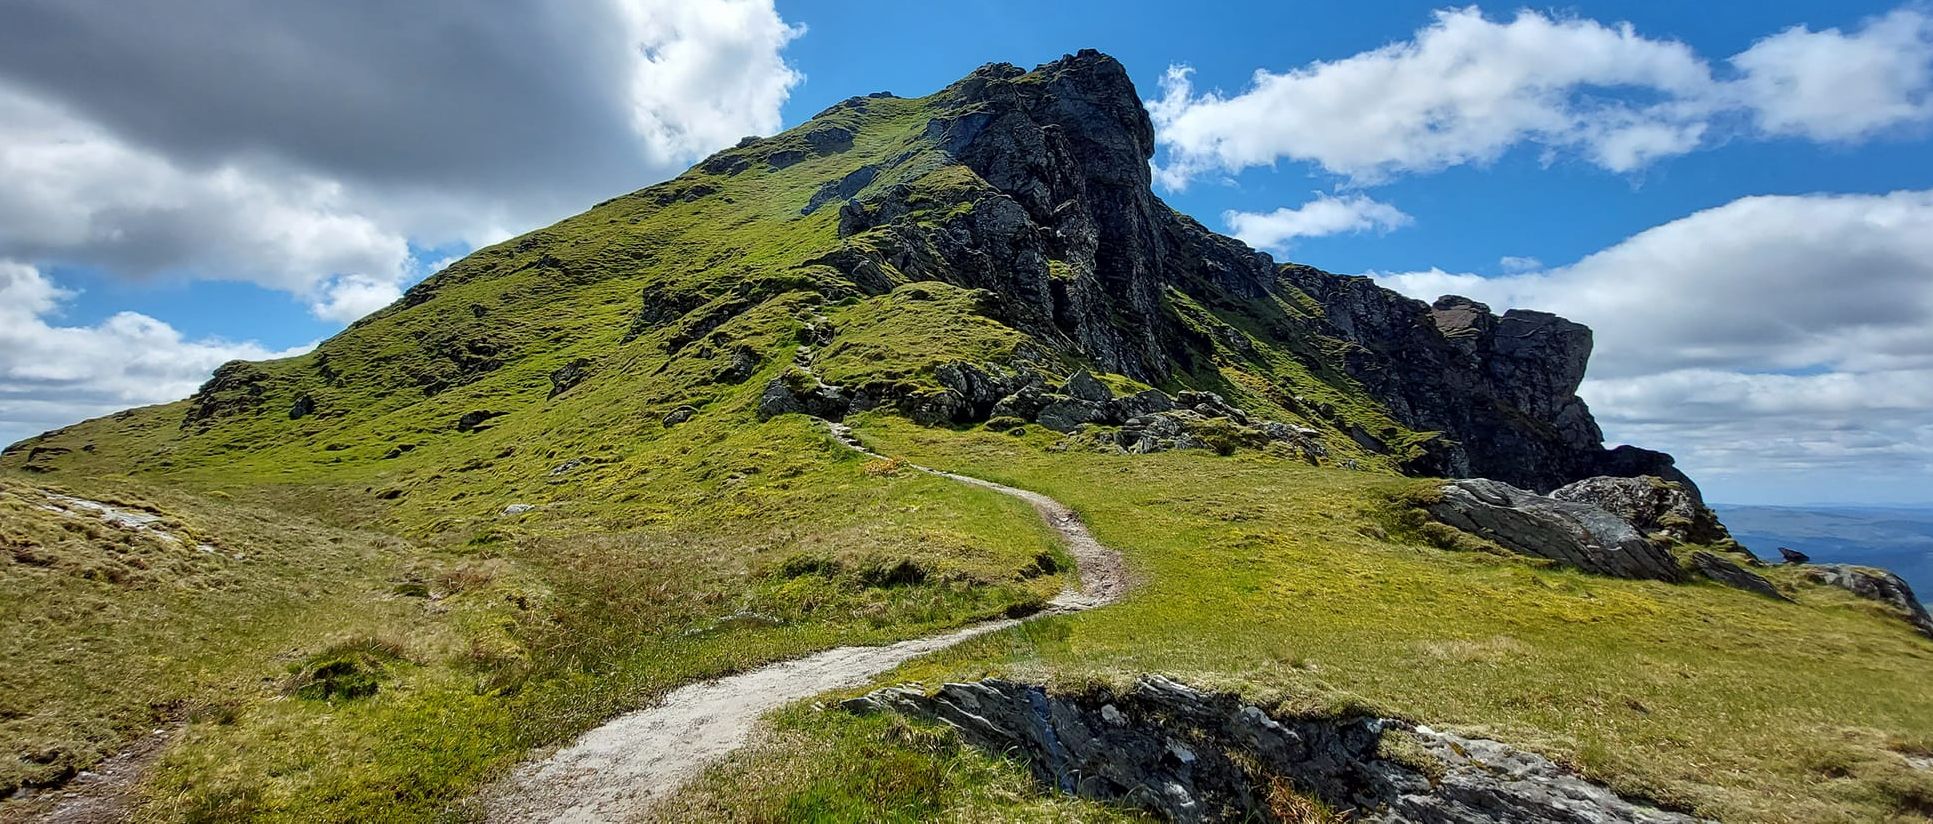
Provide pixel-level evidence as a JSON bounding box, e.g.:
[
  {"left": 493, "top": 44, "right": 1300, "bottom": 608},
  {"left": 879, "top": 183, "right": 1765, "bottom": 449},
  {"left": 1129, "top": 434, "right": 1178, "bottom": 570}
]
[{"left": 1719, "top": 504, "right": 1933, "bottom": 600}]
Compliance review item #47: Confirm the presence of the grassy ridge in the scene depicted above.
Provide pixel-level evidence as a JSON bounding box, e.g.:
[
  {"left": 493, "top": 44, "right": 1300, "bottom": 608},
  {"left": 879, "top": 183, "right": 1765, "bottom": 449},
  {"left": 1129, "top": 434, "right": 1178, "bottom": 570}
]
[{"left": 658, "top": 417, "right": 1933, "bottom": 823}]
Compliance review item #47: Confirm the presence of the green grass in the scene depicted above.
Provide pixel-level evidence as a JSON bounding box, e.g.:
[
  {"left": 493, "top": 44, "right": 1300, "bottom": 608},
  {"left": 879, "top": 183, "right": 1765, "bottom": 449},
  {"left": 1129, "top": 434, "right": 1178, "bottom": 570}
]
[
  {"left": 652, "top": 703, "right": 1140, "bottom": 823},
  {"left": 655, "top": 416, "right": 1933, "bottom": 823},
  {"left": 6, "top": 55, "right": 1932, "bottom": 824}
]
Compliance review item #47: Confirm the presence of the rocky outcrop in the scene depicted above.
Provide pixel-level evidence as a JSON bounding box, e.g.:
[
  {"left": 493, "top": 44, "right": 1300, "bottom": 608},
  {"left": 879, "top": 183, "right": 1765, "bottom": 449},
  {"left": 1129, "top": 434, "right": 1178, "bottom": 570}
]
[
  {"left": 807, "top": 50, "right": 1693, "bottom": 493},
  {"left": 846, "top": 676, "right": 1697, "bottom": 823},
  {"left": 1806, "top": 565, "right": 1933, "bottom": 639},
  {"left": 1688, "top": 552, "right": 1787, "bottom": 601},
  {"left": 1551, "top": 476, "right": 1731, "bottom": 545},
  {"left": 1428, "top": 479, "right": 1684, "bottom": 581},
  {"left": 754, "top": 372, "right": 850, "bottom": 421}
]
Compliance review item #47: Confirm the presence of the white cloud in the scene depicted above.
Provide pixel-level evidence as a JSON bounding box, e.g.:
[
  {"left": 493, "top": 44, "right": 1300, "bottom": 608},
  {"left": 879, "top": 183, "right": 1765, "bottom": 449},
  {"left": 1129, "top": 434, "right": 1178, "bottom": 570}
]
[
  {"left": 1370, "top": 190, "right": 1933, "bottom": 499},
  {"left": 1223, "top": 193, "right": 1412, "bottom": 251},
  {"left": 1152, "top": 6, "right": 1933, "bottom": 187},
  {"left": 0, "top": 0, "right": 804, "bottom": 321},
  {"left": 1732, "top": 8, "right": 1933, "bottom": 142},
  {"left": 1498, "top": 256, "right": 1542, "bottom": 272},
  {"left": 309, "top": 275, "right": 404, "bottom": 324},
  {"left": 0, "top": 261, "right": 310, "bottom": 446}
]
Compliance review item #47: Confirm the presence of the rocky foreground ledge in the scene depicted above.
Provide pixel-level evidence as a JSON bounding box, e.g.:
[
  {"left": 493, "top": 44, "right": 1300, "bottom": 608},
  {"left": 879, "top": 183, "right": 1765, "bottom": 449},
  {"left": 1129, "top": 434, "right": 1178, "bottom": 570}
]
[{"left": 846, "top": 675, "right": 1700, "bottom": 823}]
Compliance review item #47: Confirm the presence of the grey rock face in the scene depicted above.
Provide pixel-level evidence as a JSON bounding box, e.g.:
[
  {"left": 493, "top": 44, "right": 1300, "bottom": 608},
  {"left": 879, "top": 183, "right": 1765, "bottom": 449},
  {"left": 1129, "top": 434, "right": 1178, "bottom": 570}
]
[
  {"left": 1806, "top": 565, "right": 1933, "bottom": 639},
  {"left": 754, "top": 374, "right": 851, "bottom": 421},
  {"left": 1429, "top": 479, "right": 1685, "bottom": 581},
  {"left": 1688, "top": 552, "right": 1788, "bottom": 600},
  {"left": 1551, "top": 476, "right": 1731, "bottom": 545},
  {"left": 848, "top": 676, "right": 1697, "bottom": 824},
  {"left": 1035, "top": 396, "right": 1109, "bottom": 433},
  {"left": 1063, "top": 368, "right": 1113, "bottom": 403},
  {"left": 547, "top": 358, "right": 592, "bottom": 398}
]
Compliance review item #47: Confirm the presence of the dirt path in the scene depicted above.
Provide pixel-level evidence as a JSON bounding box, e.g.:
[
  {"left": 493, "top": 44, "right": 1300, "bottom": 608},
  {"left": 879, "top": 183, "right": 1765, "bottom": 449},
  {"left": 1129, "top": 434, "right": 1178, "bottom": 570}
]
[
  {"left": 15, "top": 727, "right": 176, "bottom": 824},
  {"left": 482, "top": 423, "right": 1126, "bottom": 822}
]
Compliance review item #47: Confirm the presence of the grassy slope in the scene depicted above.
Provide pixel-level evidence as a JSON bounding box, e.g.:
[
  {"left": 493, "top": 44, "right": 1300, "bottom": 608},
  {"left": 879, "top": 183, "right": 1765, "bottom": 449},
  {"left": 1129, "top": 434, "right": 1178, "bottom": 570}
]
[
  {"left": 0, "top": 91, "right": 1081, "bottom": 820},
  {"left": 3, "top": 58, "right": 1930, "bottom": 823},
  {"left": 659, "top": 417, "right": 1933, "bottom": 822}
]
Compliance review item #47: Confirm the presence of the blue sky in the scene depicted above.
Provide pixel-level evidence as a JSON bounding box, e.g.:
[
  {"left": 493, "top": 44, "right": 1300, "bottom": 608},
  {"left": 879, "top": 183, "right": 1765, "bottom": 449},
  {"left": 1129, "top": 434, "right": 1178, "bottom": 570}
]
[{"left": 2, "top": 1, "right": 1931, "bottom": 505}]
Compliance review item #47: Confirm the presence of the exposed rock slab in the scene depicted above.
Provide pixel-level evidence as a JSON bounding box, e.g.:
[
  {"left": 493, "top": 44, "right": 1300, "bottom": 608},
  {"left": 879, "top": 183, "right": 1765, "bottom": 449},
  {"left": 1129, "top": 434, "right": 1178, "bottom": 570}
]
[
  {"left": 1429, "top": 479, "right": 1684, "bottom": 581},
  {"left": 1551, "top": 475, "right": 1731, "bottom": 545},
  {"left": 1807, "top": 564, "right": 1933, "bottom": 639},
  {"left": 1688, "top": 551, "right": 1787, "bottom": 601},
  {"left": 848, "top": 675, "right": 1699, "bottom": 823}
]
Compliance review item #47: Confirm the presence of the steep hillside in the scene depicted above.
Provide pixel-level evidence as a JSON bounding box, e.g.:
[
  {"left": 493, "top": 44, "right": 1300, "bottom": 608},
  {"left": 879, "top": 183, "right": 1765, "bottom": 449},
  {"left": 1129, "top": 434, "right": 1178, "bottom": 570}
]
[{"left": 4, "top": 51, "right": 1931, "bottom": 822}]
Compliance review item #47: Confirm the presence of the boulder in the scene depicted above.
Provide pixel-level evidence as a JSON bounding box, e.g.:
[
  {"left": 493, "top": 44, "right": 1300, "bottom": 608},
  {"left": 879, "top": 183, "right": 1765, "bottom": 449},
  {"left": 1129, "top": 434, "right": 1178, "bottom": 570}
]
[
  {"left": 455, "top": 410, "right": 503, "bottom": 432},
  {"left": 1062, "top": 368, "right": 1112, "bottom": 403},
  {"left": 1778, "top": 547, "right": 1810, "bottom": 565},
  {"left": 1428, "top": 479, "right": 1684, "bottom": 581},
  {"left": 1115, "top": 389, "right": 1175, "bottom": 419},
  {"left": 754, "top": 373, "right": 851, "bottom": 421},
  {"left": 1806, "top": 565, "right": 1933, "bottom": 639},
  {"left": 288, "top": 393, "right": 316, "bottom": 420},
  {"left": 662, "top": 405, "right": 698, "bottom": 427},
  {"left": 1035, "top": 396, "right": 1108, "bottom": 433},
  {"left": 713, "top": 346, "right": 762, "bottom": 385},
  {"left": 1551, "top": 476, "right": 1731, "bottom": 546},
  {"left": 1689, "top": 551, "right": 1788, "bottom": 600},
  {"left": 547, "top": 358, "right": 592, "bottom": 398}
]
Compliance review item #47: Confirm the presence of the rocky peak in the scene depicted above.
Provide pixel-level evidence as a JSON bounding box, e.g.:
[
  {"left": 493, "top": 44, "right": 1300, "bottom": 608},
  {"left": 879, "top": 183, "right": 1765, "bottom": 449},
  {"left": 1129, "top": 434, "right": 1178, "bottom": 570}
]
[{"left": 813, "top": 50, "right": 1688, "bottom": 492}]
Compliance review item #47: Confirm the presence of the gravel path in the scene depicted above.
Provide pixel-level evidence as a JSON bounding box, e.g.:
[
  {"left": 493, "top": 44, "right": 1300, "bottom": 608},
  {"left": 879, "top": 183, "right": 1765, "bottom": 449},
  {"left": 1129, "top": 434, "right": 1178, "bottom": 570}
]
[{"left": 482, "top": 422, "right": 1126, "bottom": 822}]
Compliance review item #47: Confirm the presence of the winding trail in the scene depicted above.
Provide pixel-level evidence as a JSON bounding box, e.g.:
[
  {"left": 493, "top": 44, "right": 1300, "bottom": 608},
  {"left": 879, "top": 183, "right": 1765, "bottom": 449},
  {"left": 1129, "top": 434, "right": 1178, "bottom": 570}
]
[{"left": 482, "top": 422, "right": 1126, "bottom": 822}]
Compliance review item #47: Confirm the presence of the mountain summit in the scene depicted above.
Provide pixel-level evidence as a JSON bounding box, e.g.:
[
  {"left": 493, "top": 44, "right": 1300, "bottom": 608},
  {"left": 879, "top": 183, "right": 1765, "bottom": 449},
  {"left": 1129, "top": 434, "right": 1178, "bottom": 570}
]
[{"left": 5, "top": 50, "right": 1931, "bottom": 823}]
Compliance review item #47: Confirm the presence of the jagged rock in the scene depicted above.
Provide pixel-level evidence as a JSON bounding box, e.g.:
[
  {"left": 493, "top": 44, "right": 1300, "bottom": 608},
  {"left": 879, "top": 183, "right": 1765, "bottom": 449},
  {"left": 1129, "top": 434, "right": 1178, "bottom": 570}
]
[
  {"left": 714, "top": 345, "right": 762, "bottom": 384},
  {"left": 662, "top": 405, "right": 698, "bottom": 427},
  {"left": 933, "top": 361, "right": 1018, "bottom": 420},
  {"left": 1689, "top": 551, "right": 1788, "bottom": 600},
  {"left": 288, "top": 393, "right": 316, "bottom": 420},
  {"left": 182, "top": 361, "right": 271, "bottom": 427},
  {"left": 1116, "top": 389, "right": 1175, "bottom": 418},
  {"left": 1063, "top": 368, "right": 1112, "bottom": 403},
  {"left": 547, "top": 358, "right": 592, "bottom": 398},
  {"left": 502, "top": 504, "right": 535, "bottom": 515},
  {"left": 1551, "top": 476, "right": 1731, "bottom": 546},
  {"left": 1779, "top": 547, "right": 1810, "bottom": 565},
  {"left": 848, "top": 675, "right": 1697, "bottom": 823},
  {"left": 1806, "top": 565, "right": 1933, "bottom": 639},
  {"left": 1174, "top": 390, "right": 1246, "bottom": 424},
  {"left": 755, "top": 373, "right": 850, "bottom": 421},
  {"left": 803, "top": 164, "right": 878, "bottom": 215},
  {"left": 1428, "top": 479, "right": 1684, "bottom": 581},
  {"left": 1111, "top": 412, "right": 1203, "bottom": 454},
  {"left": 455, "top": 410, "right": 503, "bottom": 432},
  {"left": 1035, "top": 395, "right": 1108, "bottom": 433},
  {"left": 991, "top": 385, "right": 1050, "bottom": 422}
]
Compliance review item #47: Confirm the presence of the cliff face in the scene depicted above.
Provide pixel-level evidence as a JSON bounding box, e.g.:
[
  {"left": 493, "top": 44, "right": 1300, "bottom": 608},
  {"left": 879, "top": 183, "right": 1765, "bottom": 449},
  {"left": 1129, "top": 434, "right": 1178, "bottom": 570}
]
[{"left": 819, "top": 49, "right": 1684, "bottom": 492}]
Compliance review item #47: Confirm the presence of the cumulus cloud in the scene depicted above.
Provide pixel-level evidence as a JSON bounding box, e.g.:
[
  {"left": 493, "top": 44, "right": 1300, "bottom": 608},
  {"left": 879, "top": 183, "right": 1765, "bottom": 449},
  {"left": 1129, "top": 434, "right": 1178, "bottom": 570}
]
[
  {"left": 0, "top": 0, "right": 804, "bottom": 313},
  {"left": 1223, "top": 194, "right": 1412, "bottom": 251},
  {"left": 0, "top": 261, "right": 310, "bottom": 447},
  {"left": 1732, "top": 8, "right": 1933, "bottom": 141},
  {"left": 1152, "top": 6, "right": 1933, "bottom": 187},
  {"left": 1371, "top": 190, "right": 1933, "bottom": 496}
]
